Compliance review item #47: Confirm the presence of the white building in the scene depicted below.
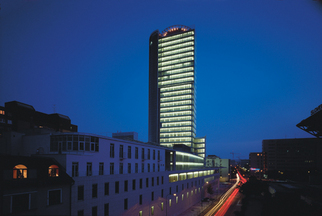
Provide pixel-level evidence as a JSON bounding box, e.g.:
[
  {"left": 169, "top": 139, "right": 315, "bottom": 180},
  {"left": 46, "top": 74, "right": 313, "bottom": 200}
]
[
  {"left": 206, "top": 155, "right": 230, "bottom": 182},
  {"left": 148, "top": 25, "right": 206, "bottom": 158},
  {"left": 19, "top": 132, "right": 219, "bottom": 216}
]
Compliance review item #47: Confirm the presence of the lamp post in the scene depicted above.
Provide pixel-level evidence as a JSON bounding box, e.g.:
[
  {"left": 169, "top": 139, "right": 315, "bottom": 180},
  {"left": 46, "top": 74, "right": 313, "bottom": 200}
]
[
  {"left": 166, "top": 193, "right": 176, "bottom": 216},
  {"left": 201, "top": 181, "right": 208, "bottom": 207}
]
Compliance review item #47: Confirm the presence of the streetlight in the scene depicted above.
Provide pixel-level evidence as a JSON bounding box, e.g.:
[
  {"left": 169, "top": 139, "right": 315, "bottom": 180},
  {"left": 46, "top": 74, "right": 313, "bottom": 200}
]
[
  {"left": 201, "top": 182, "right": 209, "bottom": 207},
  {"left": 166, "top": 193, "right": 176, "bottom": 216}
]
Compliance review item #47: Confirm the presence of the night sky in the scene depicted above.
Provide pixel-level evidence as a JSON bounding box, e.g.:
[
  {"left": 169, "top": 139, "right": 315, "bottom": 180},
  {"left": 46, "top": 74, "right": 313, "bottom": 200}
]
[{"left": 1, "top": 0, "right": 321, "bottom": 159}]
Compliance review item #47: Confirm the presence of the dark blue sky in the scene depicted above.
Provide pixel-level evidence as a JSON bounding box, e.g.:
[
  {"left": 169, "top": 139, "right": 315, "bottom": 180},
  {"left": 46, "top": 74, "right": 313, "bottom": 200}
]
[{"left": 1, "top": 0, "right": 321, "bottom": 159}]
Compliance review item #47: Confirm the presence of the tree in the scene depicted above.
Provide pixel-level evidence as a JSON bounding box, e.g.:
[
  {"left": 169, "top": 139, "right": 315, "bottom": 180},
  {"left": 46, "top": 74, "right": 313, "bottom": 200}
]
[{"left": 207, "top": 184, "right": 214, "bottom": 195}]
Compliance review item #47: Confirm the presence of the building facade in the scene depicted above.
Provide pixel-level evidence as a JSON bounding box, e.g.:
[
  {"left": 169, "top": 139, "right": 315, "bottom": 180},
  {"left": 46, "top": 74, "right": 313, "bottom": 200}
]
[
  {"left": 148, "top": 25, "right": 205, "bottom": 157},
  {"left": 262, "top": 138, "right": 322, "bottom": 182},
  {"left": 0, "top": 155, "right": 73, "bottom": 216},
  {"left": 1, "top": 101, "right": 220, "bottom": 216},
  {"left": 0, "top": 101, "right": 77, "bottom": 144},
  {"left": 206, "top": 155, "right": 230, "bottom": 182},
  {"left": 17, "top": 132, "right": 218, "bottom": 216},
  {"left": 249, "top": 152, "right": 264, "bottom": 179}
]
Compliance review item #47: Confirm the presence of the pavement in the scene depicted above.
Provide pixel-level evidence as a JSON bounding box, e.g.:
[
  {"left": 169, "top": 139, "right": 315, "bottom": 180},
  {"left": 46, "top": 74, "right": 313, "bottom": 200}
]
[{"left": 178, "top": 182, "right": 232, "bottom": 216}]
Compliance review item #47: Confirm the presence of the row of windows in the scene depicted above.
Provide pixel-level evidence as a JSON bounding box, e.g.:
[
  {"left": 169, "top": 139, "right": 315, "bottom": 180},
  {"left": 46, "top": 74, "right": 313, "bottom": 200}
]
[
  {"left": 158, "top": 36, "right": 194, "bottom": 48},
  {"left": 158, "top": 46, "right": 194, "bottom": 58},
  {"left": 158, "top": 61, "right": 193, "bottom": 72},
  {"left": 176, "top": 153, "right": 205, "bottom": 163},
  {"left": 160, "top": 84, "right": 192, "bottom": 93},
  {"left": 72, "top": 162, "right": 161, "bottom": 177},
  {"left": 78, "top": 175, "right": 209, "bottom": 201},
  {"left": 51, "top": 135, "right": 99, "bottom": 143},
  {"left": 160, "top": 116, "right": 193, "bottom": 123},
  {"left": 160, "top": 126, "right": 193, "bottom": 133},
  {"left": 3, "top": 189, "right": 63, "bottom": 214},
  {"left": 160, "top": 89, "right": 192, "bottom": 98},
  {"left": 77, "top": 176, "right": 165, "bottom": 202},
  {"left": 77, "top": 182, "right": 204, "bottom": 216},
  {"left": 160, "top": 137, "right": 193, "bottom": 143},
  {"left": 194, "top": 144, "right": 205, "bottom": 148},
  {"left": 160, "top": 111, "right": 193, "bottom": 118},
  {"left": 109, "top": 144, "right": 161, "bottom": 160},
  {"left": 194, "top": 138, "right": 205, "bottom": 143},
  {"left": 12, "top": 164, "right": 59, "bottom": 179},
  {"left": 160, "top": 105, "right": 193, "bottom": 113},
  {"left": 159, "top": 77, "right": 194, "bottom": 87},
  {"left": 160, "top": 100, "right": 193, "bottom": 108},
  {"left": 158, "top": 52, "right": 194, "bottom": 63},
  {"left": 160, "top": 132, "right": 193, "bottom": 138},
  {"left": 162, "top": 121, "right": 195, "bottom": 128},
  {"left": 160, "top": 68, "right": 194, "bottom": 79},
  {"left": 159, "top": 57, "right": 194, "bottom": 68},
  {"left": 50, "top": 141, "right": 99, "bottom": 152},
  {"left": 195, "top": 149, "right": 205, "bottom": 153},
  {"left": 159, "top": 72, "right": 194, "bottom": 82},
  {"left": 158, "top": 42, "right": 194, "bottom": 53},
  {"left": 158, "top": 31, "right": 194, "bottom": 43},
  {"left": 160, "top": 94, "right": 193, "bottom": 102},
  {"left": 169, "top": 171, "right": 214, "bottom": 183}
]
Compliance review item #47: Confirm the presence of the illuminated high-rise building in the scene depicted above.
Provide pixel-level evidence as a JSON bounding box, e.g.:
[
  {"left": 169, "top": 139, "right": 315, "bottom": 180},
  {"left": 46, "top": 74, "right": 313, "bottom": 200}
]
[{"left": 149, "top": 25, "right": 205, "bottom": 157}]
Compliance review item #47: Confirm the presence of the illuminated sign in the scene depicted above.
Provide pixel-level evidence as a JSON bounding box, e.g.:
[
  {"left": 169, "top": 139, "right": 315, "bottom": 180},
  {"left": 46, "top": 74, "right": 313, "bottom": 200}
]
[{"left": 250, "top": 168, "right": 260, "bottom": 171}]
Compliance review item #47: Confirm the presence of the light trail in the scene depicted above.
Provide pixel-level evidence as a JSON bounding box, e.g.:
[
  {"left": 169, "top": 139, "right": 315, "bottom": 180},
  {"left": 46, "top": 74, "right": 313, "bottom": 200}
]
[
  {"left": 237, "top": 170, "right": 247, "bottom": 184},
  {"left": 204, "top": 174, "right": 240, "bottom": 216},
  {"left": 214, "top": 188, "right": 239, "bottom": 216}
]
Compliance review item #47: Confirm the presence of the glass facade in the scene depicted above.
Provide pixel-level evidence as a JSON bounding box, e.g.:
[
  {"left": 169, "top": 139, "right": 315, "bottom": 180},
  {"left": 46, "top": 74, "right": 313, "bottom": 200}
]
[
  {"left": 149, "top": 25, "right": 206, "bottom": 157},
  {"left": 193, "top": 137, "right": 206, "bottom": 158},
  {"left": 158, "top": 29, "right": 196, "bottom": 149}
]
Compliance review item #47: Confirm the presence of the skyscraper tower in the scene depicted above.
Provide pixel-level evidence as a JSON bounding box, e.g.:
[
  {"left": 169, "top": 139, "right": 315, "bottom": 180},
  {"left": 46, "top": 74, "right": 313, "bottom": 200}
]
[{"left": 149, "top": 25, "right": 205, "bottom": 156}]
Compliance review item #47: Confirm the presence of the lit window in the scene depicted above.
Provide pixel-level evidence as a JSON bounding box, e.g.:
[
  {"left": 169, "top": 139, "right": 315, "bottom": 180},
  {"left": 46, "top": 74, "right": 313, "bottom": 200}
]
[
  {"left": 48, "top": 165, "right": 59, "bottom": 177},
  {"left": 13, "top": 164, "right": 27, "bottom": 179}
]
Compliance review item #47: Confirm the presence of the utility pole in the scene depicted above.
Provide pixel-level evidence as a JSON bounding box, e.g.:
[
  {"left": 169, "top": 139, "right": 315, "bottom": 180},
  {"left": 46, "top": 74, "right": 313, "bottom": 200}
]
[
  {"left": 230, "top": 151, "right": 235, "bottom": 160},
  {"left": 230, "top": 151, "right": 241, "bottom": 166}
]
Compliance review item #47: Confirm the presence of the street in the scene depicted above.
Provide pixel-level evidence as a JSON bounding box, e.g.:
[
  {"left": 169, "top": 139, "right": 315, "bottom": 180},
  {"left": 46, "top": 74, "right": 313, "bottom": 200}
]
[{"left": 219, "top": 190, "right": 243, "bottom": 216}]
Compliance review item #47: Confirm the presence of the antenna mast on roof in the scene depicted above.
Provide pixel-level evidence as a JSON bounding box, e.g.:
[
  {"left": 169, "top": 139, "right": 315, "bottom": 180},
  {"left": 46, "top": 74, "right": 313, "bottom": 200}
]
[
  {"left": 230, "top": 151, "right": 240, "bottom": 160},
  {"left": 53, "top": 104, "right": 56, "bottom": 113}
]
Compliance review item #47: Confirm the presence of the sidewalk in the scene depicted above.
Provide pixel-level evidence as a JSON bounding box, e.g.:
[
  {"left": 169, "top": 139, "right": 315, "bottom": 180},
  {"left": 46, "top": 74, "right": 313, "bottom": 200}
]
[{"left": 178, "top": 183, "right": 232, "bottom": 216}]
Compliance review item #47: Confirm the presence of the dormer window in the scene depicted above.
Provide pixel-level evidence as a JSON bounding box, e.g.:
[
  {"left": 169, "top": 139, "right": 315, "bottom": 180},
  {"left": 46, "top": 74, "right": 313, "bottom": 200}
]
[
  {"left": 49, "top": 165, "right": 59, "bottom": 177},
  {"left": 13, "top": 164, "right": 27, "bottom": 179}
]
